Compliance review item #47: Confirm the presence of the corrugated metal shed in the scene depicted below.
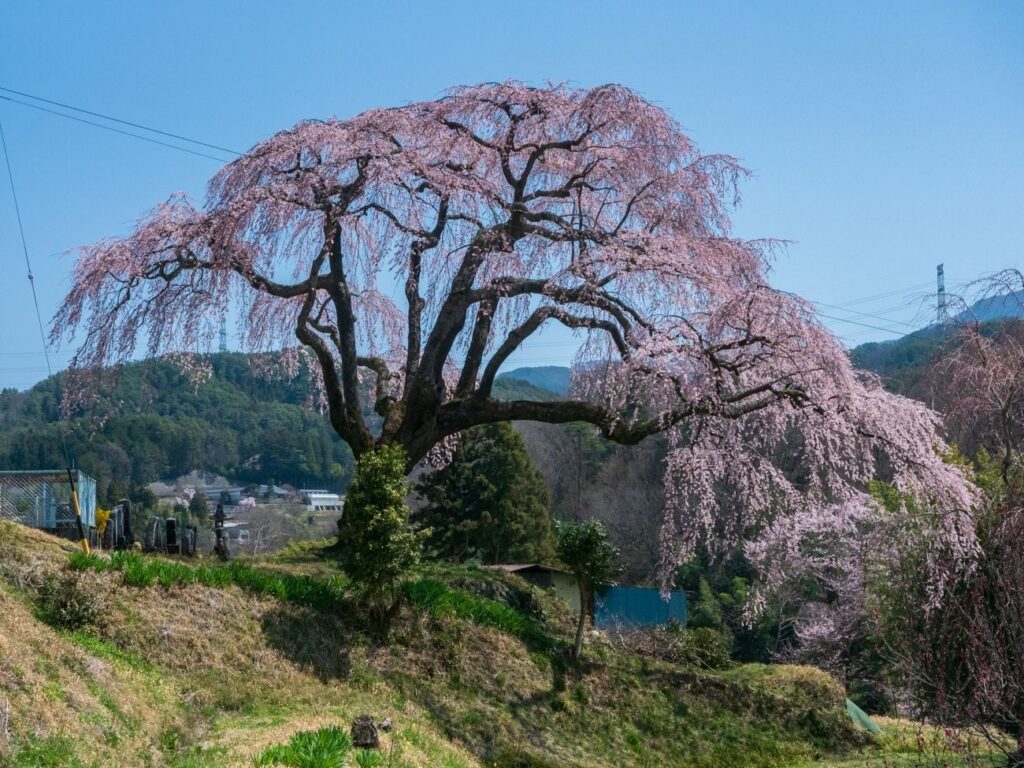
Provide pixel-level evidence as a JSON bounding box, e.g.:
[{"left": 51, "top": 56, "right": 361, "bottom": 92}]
[
  {"left": 595, "top": 586, "right": 687, "bottom": 629},
  {"left": 0, "top": 470, "right": 98, "bottom": 528}
]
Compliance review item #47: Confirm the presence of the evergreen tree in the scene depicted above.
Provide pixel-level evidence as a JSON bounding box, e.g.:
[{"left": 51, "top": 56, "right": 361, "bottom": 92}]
[
  {"left": 417, "top": 422, "right": 554, "bottom": 565},
  {"left": 188, "top": 492, "right": 210, "bottom": 523},
  {"left": 336, "top": 445, "right": 424, "bottom": 638}
]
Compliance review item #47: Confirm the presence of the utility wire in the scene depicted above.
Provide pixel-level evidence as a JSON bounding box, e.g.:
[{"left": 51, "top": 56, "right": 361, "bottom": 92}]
[
  {"left": 811, "top": 299, "right": 919, "bottom": 329},
  {"left": 0, "top": 94, "right": 233, "bottom": 163},
  {"left": 1, "top": 120, "right": 54, "bottom": 383},
  {"left": 0, "top": 85, "right": 242, "bottom": 156},
  {"left": 828, "top": 281, "right": 933, "bottom": 309},
  {"left": 2, "top": 118, "right": 93, "bottom": 553},
  {"left": 816, "top": 311, "right": 906, "bottom": 336}
]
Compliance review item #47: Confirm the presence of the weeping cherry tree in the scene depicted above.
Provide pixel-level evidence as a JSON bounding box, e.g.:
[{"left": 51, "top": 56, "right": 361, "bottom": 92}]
[{"left": 54, "top": 81, "right": 976, "bottom": 585}]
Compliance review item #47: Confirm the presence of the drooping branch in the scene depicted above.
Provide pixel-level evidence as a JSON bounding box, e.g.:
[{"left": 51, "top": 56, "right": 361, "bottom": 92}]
[{"left": 54, "top": 81, "right": 975, "bottom": 593}]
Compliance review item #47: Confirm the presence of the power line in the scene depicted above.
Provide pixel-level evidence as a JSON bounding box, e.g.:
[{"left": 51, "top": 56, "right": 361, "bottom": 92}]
[
  {"left": 828, "top": 281, "right": 933, "bottom": 309},
  {"left": 0, "top": 93, "right": 233, "bottom": 163},
  {"left": 815, "top": 312, "right": 906, "bottom": 336},
  {"left": 0, "top": 120, "right": 51, "bottom": 371},
  {"left": 811, "top": 299, "right": 919, "bottom": 329},
  {"left": 2, "top": 118, "right": 93, "bottom": 553},
  {"left": 0, "top": 85, "right": 242, "bottom": 156}
]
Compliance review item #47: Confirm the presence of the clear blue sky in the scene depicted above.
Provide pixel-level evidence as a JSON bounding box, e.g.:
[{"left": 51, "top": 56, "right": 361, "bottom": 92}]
[{"left": 1, "top": 1, "right": 1021, "bottom": 390}]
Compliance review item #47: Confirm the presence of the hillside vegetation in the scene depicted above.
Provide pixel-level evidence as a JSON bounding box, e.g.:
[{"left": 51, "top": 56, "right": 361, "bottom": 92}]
[
  {"left": 0, "top": 355, "right": 355, "bottom": 501},
  {"left": 0, "top": 521, "right": 912, "bottom": 768},
  {"left": 0, "top": 356, "right": 560, "bottom": 510}
]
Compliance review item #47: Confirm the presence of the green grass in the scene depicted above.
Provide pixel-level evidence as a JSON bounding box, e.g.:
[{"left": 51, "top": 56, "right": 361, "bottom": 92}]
[
  {"left": 63, "top": 630, "right": 155, "bottom": 671},
  {"left": 72, "top": 551, "right": 348, "bottom": 613},
  {"left": 401, "top": 577, "right": 557, "bottom": 652},
  {"left": 254, "top": 725, "right": 353, "bottom": 767},
  {"left": 5, "top": 734, "right": 88, "bottom": 768},
  {"left": 71, "top": 553, "right": 558, "bottom": 653}
]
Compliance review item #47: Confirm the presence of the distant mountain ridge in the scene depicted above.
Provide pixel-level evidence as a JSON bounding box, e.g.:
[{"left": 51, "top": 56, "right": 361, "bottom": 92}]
[
  {"left": 497, "top": 366, "right": 571, "bottom": 395},
  {"left": 851, "top": 289, "right": 1024, "bottom": 394},
  {"left": 963, "top": 289, "right": 1024, "bottom": 323}
]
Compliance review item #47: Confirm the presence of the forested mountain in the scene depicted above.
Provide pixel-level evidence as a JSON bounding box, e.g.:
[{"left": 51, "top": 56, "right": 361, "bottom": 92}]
[
  {"left": 497, "top": 365, "right": 572, "bottom": 395},
  {"left": 0, "top": 355, "right": 562, "bottom": 509},
  {"left": 850, "top": 289, "right": 1024, "bottom": 394},
  {"left": 850, "top": 329, "right": 949, "bottom": 395},
  {"left": 0, "top": 354, "right": 355, "bottom": 504},
  {"left": 850, "top": 318, "right": 1023, "bottom": 396}
]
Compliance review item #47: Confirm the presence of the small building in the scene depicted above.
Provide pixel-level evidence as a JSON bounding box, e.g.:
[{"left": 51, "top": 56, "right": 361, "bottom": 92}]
[
  {"left": 489, "top": 563, "right": 688, "bottom": 629},
  {"left": 258, "top": 484, "right": 292, "bottom": 499},
  {"left": 0, "top": 470, "right": 98, "bottom": 540},
  {"left": 489, "top": 563, "right": 581, "bottom": 613},
  {"left": 299, "top": 490, "right": 343, "bottom": 512},
  {"left": 594, "top": 586, "right": 687, "bottom": 629},
  {"left": 220, "top": 520, "right": 251, "bottom": 543}
]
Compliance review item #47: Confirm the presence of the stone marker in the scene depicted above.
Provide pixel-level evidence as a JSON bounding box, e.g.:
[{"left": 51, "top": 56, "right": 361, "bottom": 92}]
[{"left": 351, "top": 715, "right": 380, "bottom": 749}]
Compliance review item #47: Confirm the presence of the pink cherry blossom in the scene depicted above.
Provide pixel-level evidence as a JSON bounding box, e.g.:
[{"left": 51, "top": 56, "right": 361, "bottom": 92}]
[{"left": 52, "top": 82, "right": 976, "bottom": 585}]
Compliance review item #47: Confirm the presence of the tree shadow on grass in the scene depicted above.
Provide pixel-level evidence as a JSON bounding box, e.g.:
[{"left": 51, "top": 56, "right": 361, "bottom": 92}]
[{"left": 260, "top": 602, "right": 355, "bottom": 682}]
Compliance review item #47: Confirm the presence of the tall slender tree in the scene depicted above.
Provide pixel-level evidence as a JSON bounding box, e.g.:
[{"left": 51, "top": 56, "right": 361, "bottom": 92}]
[{"left": 556, "top": 519, "right": 622, "bottom": 661}]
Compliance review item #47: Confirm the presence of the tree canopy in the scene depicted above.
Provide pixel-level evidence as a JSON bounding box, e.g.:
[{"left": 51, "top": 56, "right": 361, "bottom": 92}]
[
  {"left": 416, "top": 421, "right": 553, "bottom": 564},
  {"left": 54, "top": 81, "right": 974, "bottom": 583}
]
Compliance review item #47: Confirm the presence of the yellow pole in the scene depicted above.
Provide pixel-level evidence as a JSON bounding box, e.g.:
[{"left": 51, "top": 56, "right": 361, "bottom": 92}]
[{"left": 66, "top": 468, "right": 90, "bottom": 555}]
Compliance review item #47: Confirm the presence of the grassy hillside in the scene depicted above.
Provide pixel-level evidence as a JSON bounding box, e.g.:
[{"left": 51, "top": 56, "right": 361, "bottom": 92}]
[
  {"left": 0, "top": 522, "right": 914, "bottom": 768},
  {"left": 2, "top": 523, "right": 1005, "bottom": 768}
]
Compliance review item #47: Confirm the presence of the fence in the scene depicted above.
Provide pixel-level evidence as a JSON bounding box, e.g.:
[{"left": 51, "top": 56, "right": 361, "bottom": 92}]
[{"left": 0, "top": 470, "right": 97, "bottom": 531}]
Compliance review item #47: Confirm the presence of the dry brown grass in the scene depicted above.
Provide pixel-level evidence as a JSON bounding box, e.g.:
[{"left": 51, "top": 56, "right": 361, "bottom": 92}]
[
  {"left": 0, "top": 523, "right": 872, "bottom": 768},
  {"left": 0, "top": 571, "right": 186, "bottom": 765}
]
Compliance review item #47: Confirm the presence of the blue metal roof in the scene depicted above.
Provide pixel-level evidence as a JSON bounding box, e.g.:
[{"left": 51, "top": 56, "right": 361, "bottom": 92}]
[{"left": 594, "top": 585, "right": 687, "bottom": 629}]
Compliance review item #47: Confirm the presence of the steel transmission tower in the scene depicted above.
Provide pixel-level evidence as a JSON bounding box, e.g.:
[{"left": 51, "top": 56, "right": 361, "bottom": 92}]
[{"left": 936, "top": 263, "right": 947, "bottom": 324}]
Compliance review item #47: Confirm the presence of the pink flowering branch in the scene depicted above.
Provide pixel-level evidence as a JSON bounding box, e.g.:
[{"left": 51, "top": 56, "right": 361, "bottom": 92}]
[{"left": 53, "top": 81, "right": 976, "bottom": 584}]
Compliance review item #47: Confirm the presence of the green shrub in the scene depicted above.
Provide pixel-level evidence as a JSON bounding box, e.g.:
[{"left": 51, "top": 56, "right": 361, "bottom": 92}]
[
  {"left": 629, "top": 624, "right": 734, "bottom": 669},
  {"left": 336, "top": 445, "right": 424, "bottom": 637},
  {"left": 36, "top": 571, "right": 103, "bottom": 631},
  {"left": 403, "top": 578, "right": 555, "bottom": 652},
  {"left": 254, "top": 725, "right": 352, "bottom": 767},
  {"left": 275, "top": 538, "right": 332, "bottom": 563},
  {"left": 676, "top": 627, "right": 733, "bottom": 669}
]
